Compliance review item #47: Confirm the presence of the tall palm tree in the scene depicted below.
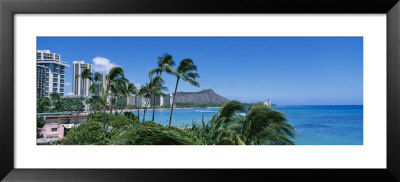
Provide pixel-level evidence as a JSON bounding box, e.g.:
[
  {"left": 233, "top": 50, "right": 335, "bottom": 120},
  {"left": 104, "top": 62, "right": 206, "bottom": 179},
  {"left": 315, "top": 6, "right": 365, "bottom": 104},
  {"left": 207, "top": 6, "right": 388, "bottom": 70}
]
[
  {"left": 168, "top": 58, "right": 200, "bottom": 127},
  {"left": 138, "top": 84, "right": 151, "bottom": 122},
  {"left": 73, "top": 68, "right": 92, "bottom": 125},
  {"left": 149, "top": 54, "right": 175, "bottom": 121},
  {"left": 149, "top": 53, "right": 176, "bottom": 79},
  {"left": 127, "top": 82, "right": 137, "bottom": 117},
  {"left": 89, "top": 72, "right": 103, "bottom": 96},
  {"left": 100, "top": 67, "right": 128, "bottom": 129},
  {"left": 134, "top": 87, "right": 142, "bottom": 122},
  {"left": 109, "top": 80, "right": 129, "bottom": 114},
  {"left": 77, "top": 68, "right": 92, "bottom": 112},
  {"left": 148, "top": 75, "right": 167, "bottom": 121},
  {"left": 88, "top": 72, "right": 103, "bottom": 114},
  {"left": 79, "top": 68, "right": 92, "bottom": 97}
]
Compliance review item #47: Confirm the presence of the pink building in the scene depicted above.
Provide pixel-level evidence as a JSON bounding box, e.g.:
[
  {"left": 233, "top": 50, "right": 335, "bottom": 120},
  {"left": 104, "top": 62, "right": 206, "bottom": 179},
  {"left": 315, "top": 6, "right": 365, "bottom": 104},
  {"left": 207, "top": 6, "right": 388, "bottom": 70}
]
[{"left": 40, "top": 123, "right": 64, "bottom": 139}]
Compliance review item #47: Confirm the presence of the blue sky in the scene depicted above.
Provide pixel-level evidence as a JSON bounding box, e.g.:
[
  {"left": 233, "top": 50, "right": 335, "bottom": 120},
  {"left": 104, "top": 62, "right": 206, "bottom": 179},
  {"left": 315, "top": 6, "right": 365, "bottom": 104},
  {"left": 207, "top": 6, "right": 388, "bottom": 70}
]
[{"left": 37, "top": 37, "right": 363, "bottom": 105}]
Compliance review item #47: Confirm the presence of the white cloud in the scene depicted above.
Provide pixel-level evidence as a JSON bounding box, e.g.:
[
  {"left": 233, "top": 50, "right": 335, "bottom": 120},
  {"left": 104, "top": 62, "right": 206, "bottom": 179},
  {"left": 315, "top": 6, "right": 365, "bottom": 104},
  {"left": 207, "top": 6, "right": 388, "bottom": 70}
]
[
  {"left": 65, "top": 92, "right": 74, "bottom": 96},
  {"left": 92, "top": 57, "right": 118, "bottom": 73},
  {"left": 65, "top": 82, "right": 71, "bottom": 86}
]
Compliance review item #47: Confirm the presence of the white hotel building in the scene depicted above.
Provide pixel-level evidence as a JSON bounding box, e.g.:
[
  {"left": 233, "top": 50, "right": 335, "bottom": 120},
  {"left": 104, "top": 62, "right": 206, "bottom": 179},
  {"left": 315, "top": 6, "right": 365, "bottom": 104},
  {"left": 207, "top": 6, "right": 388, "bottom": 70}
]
[
  {"left": 73, "top": 61, "right": 92, "bottom": 97},
  {"left": 37, "top": 50, "right": 70, "bottom": 98}
]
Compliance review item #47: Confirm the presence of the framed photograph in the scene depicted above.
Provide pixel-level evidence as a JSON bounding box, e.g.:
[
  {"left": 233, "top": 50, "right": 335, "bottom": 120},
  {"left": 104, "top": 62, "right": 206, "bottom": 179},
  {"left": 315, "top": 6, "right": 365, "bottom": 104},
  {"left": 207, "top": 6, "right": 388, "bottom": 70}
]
[{"left": 1, "top": 0, "right": 399, "bottom": 181}]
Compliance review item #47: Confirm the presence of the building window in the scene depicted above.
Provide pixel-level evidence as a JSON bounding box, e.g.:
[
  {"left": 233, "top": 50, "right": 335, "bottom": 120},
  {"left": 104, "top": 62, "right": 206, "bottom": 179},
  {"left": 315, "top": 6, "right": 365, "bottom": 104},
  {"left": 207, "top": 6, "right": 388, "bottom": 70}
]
[
  {"left": 53, "top": 88, "right": 57, "bottom": 92},
  {"left": 51, "top": 128, "right": 57, "bottom": 132},
  {"left": 53, "top": 78, "right": 58, "bottom": 82}
]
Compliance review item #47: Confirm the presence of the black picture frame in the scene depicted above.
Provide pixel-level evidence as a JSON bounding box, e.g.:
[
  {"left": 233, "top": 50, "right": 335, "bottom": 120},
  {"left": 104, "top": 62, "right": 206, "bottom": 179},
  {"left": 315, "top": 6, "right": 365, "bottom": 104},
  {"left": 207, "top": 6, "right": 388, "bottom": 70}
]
[{"left": 1, "top": 0, "right": 399, "bottom": 181}]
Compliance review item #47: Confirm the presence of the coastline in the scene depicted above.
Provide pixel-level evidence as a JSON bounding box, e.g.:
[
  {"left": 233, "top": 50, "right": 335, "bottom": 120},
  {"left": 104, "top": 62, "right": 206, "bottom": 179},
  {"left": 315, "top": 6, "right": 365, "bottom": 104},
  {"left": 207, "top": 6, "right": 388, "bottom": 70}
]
[{"left": 120, "top": 107, "right": 221, "bottom": 112}]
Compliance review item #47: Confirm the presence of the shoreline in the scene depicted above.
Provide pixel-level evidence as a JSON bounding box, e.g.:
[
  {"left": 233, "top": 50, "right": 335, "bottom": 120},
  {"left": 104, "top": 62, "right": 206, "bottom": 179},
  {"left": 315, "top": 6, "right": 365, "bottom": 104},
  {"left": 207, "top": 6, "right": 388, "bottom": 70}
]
[{"left": 121, "top": 107, "right": 221, "bottom": 112}]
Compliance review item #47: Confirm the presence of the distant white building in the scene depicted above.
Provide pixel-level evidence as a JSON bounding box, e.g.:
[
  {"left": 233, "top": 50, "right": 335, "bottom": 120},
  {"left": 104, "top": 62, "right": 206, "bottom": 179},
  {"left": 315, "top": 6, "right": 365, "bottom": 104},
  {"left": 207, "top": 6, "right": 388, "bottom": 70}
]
[
  {"left": 73, "top": 61, "right": 92, "bottom": 97},
  {"left": 263, "top": 99, "right": 272, "bottom": 107}
]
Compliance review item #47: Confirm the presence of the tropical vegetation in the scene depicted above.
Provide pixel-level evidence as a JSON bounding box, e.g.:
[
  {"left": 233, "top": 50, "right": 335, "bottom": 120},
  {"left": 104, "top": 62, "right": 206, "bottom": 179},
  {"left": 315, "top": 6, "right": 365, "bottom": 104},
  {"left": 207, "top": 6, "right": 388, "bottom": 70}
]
[
  {"left": 38, "top": 53, "right": 295, "bottom": 145},
  {"left": 58, "top": 100, "right": 295, "bottom": 145}
]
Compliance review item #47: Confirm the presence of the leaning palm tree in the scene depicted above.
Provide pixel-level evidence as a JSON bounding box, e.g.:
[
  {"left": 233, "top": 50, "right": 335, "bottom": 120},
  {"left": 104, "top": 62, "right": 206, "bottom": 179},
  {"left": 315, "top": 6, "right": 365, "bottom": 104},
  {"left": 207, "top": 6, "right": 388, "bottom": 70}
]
[
  {"left": 168, "top": 58, "right": 200, "bottom": 127},
  {"left": 149, "top": 54, "right": 176, "bottom": 121},
  {"left": 100, "top": 67, "right": 128, "bottom": 129},
  {"left": 149, "top": 53, "right": 176, "bottom": 79}
]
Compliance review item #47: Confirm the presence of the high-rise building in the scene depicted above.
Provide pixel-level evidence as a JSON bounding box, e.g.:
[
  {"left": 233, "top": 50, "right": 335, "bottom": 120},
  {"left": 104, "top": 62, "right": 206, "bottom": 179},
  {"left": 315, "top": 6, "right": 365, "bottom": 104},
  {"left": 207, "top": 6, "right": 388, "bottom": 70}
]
[
  {"left": 150, "top": 95, "right": 164, "bottom": 106},
  {"left": 164, "top": 93, "right": 173, "bottom": 106},
  {"left": 73, "top": 61, "right": 92, "bottom": 97},
  {"left": 37, "top": 50, "right": 70, "bottom": 98},
  {"left": 149, "top": 93, "right": 173, "bottom": 107}
]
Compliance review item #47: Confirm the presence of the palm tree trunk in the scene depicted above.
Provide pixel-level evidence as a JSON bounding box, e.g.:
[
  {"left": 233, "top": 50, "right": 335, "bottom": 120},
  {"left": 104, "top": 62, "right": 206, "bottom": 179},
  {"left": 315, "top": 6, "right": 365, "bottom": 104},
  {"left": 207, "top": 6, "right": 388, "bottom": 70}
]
[
  {"left": 109, "top": 96, "right": 114, "bottom": 114},
  {"left": 103, "top": 92, "right": 108, "bottom": 129},
  {"left": 168, "top": 78, "right": 180, "bottom": 127},
  {"left": 152, "top": 95, "right": 156, "bottom": 121},
  {"left": 143, "top": 97, "right": 150, "bottom": 122},
  {"left": 143, "top": 108, "right": 147, "bottom": 122},
  {"left": 137, "top": 107, "right": 140, "bottom": 121},
  {"left": 152, "top": 71, "right": 163, "bottom": 122}
]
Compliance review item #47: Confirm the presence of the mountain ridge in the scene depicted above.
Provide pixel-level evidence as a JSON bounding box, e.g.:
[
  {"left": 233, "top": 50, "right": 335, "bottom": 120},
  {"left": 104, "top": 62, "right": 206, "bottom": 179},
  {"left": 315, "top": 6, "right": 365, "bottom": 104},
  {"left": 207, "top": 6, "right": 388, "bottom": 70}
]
[{"left": 174, "top": 89, "right": 229, "bottom": 103}]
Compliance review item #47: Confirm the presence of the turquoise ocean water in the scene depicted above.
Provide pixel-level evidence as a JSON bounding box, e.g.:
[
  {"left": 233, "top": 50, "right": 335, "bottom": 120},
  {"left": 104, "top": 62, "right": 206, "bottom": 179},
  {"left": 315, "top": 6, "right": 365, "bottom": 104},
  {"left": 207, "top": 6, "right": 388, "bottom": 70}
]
[{"left": 131, "top": 105, "right": 363, "bottom": 145}]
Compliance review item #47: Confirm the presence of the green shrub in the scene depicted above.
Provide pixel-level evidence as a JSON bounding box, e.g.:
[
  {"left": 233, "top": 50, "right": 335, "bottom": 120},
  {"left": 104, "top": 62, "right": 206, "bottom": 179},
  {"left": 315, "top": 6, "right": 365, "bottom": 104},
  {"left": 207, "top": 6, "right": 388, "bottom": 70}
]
[
  {"left": 113, "top": 123, "right": 205, "bottom": 145},
  {"left": 60, "top": 120, "right": 110, "bottom": 145}
]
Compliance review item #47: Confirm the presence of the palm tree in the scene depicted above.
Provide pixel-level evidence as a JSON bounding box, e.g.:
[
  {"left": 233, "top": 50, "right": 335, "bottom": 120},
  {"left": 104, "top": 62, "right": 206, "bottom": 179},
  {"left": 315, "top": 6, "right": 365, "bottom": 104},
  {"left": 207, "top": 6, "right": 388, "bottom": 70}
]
[
  {"left": 74, "top": 68, "right": 92, "bottom": 125},
  {"left": 128, "top": 82, "right": 143, "bottom": 121},
  {"left": 89, "top": 72, "right": 103, "bottom": 96},
  {"left": 138, "top": 84, "right": 151, "bottom": 122},
  {"left": 148, "top": 75, "right": 167, "bottom": 121},
  {"left": 193, "top": 101, "right": 295, "bottom": 145},
  {"left": 149, "top": 53, "right": 176, "bottom": 79},
  {"left": 49, "top": 92, "right": 61, "bottom": 111},
  {"left": 100, "top": 67, "right": 128, "bottom": 129},
  {"left": 149, "top": 54, "right": 175, "bottom": 121},
  {"left": 169, "top": 58, "right": 200, "bottom": 127},
  {"left": 88, "top": 72, "right": 103, "bottom": 114},
  {"left": 79, "top": 68, "right": 92, "bottom": 98},
  {"left": 243, "top": 103, "right": 295, "bottom": 145}
]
